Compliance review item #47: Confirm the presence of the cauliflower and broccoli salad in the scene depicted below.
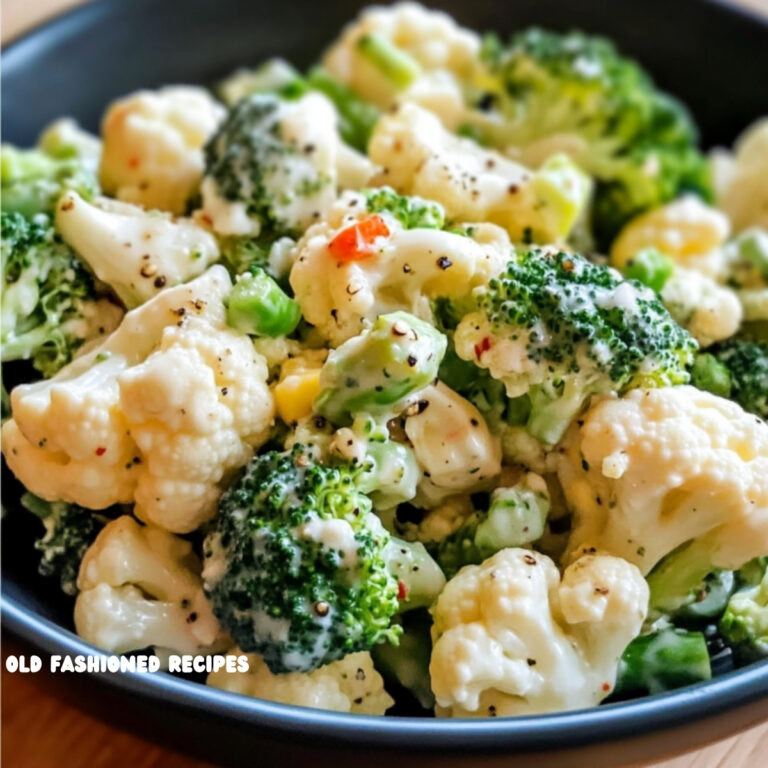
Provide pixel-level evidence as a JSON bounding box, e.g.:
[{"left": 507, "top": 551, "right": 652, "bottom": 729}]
[{"left": 2, "top": 2, "right": 766, "bottom": 720}]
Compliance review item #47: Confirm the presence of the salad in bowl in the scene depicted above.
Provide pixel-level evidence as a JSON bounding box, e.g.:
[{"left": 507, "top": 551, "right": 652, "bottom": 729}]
[{"left": 2, "top": 1, "right": 767, "bottom": 720}]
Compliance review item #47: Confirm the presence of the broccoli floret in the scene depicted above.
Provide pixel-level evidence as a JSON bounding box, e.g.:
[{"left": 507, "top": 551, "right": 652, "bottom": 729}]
[
  {"left": 690, "top": 352, "right": 733, "bottom": 399},
  {"left": 720, "top": 561, "right": 768, "bottom": 665},
  {"left": 613, "top": 628, "right": 711, "bottom": 698},
  {"left": 21, "top": 492, "right": 104, "bottom": 596},
  {"left": 437, "top": 474, "right": 550, "bottom": 578},
  {"left": 1, "top": 144, "right": 98, "bottom": 218},
  {"left": 724, "top": 228, "right": 768, "bottom": 289},
  {"left": 459, "top": 247, "right": 696, "bottom": 444},
  {"left": 719, "top": 559, "right": 768, "bottom": 665},
  {"left": 696, "top": 339, "right": 768, "bottom": 420},
  {"left": 315, "top": 311, "right": 447, "bottom": 424},
  {"left": 204, "top": 446, "right": 443, "bottom": 673},
  {"left": 219, "top": 59, "right": 380, "bottom": 153},
  {"left": 203, "top": 93, "right": 334, "bottom": 238},
  {"left": 473, "top": 29, "right": 712, "bottom": 248},
  {"left": 1, "top": 211, "right": 113, "bottom": 378},
  {"left": 363, "top": 187, "right": 445, "bottom": 230}
]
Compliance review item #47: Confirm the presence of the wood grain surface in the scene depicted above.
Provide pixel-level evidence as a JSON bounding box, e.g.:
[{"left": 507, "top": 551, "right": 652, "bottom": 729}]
[{"left": 2, "top": 1, "right": 767, "bottom": 766}]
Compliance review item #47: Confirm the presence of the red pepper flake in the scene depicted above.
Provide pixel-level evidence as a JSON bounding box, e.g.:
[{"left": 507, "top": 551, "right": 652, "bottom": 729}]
[
  {"left": 397, "top": 580, "right": 408, "bottom": 601},
  {"left": 474, "top": 336, "right": 491, "bottom": 360},
  {"left": 328, "top": 214, "right": 390, "bottom": 262},
  {"left": 127, "top": 156, "right": 141, "bottom": 169},
  {"left": 95, "top": 446, "right": 107, "bottom": 456},
  {"left": 602, "top": 682, "right": 611, "bottom": 692}
]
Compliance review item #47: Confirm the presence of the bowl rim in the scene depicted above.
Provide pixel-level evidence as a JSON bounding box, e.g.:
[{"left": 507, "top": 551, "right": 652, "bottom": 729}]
[
  {"left": 5, "top": 594, "right": 768, "bottom": 751},
  {"left": 3, "top": 0, "right": 768, "bottom": 753}
]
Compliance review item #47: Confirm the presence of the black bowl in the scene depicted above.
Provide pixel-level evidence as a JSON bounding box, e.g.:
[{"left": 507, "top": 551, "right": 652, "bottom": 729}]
[{"left": 3, "top": 1, "right": 768, "bottom": 766}]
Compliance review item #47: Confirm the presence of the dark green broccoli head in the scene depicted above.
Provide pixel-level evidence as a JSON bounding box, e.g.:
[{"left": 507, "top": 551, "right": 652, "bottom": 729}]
[
  {"left": 1, "top": 145, "right": 98, "bottom": 218},
  {"left": 21, "top": 493, "right": 104, "bottom": 596},
  {"left": 475, "top": 28, "right": 712, "bottom": 248},
  {"left": 701, "top": 339, "right": 768, "bottom": 420},
  {"left": 466, "top": 247, "right": 696, "bottom": 442},
  {"left": 203, "top": 93, "right": 332, "bottom": 238},
  {"left": 204, "top": 446, "right": 401, "bottom": 673},
  {"left": 364, "top": 187, "right": 445, "bottom": 230},
  {"left": 1, "top": 211, "right": 106, "bottom": 377}
]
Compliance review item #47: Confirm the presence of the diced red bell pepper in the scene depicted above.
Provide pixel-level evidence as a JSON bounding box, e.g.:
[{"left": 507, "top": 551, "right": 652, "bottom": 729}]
[{"left": 328, "top": 214, "right": 390, "bottom": 262}]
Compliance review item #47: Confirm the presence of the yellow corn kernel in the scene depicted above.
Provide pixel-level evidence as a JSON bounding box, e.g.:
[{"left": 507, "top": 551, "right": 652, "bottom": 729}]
[
  {"left": 274, "top": 369, "right": 322, "bottom": 424},
  {"left": 611, "top": 197, "right": 730, "bottom": 270}
]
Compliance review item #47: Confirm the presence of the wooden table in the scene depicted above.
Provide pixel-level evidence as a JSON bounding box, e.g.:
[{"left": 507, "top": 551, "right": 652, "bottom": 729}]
[{"left": 2, "top": 1, "right": 768, "bottom": 766}]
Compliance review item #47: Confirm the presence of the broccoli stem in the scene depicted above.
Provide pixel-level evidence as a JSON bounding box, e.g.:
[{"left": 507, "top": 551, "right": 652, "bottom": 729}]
[
  {"left": 622, "top": 248, "right": 675, "bottom": 293},
  {"left": 225, "top": 268, "right": 301, "bottom": 337},
  {"left": 526, "top": 377, "right": 590, "bottom": 445},
  {"left": 647, "top": 539, "right": 726, "bottom": 620},
  {"left": 306, "top": 68, "right": 380, "bottom": 152},
  {"left": 1, "top": 146, "right": 58, "bottom": 183},
  {"left": 691, "top": 353, "right": 733, "bottom": 398},
  {"left": 356, "top": 34, "right": 421, "bottom": 89},
  {"left": 614, "top": 629, "right": 711, "bottom": 697},
  {"left": 385, "top": 538, "right": 445, "bottom": 610}
]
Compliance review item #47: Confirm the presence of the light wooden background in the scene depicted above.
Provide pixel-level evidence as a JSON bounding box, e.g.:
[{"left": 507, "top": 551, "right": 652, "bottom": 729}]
[{"left": 2, "top": 1, "right": 767, "bottom": 766}]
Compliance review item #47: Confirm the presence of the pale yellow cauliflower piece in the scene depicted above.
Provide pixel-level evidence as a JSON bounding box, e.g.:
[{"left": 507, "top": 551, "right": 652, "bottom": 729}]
[
  {"left": 56, "top": 191, "right": 219, "bottom": 308},
  {"left": 660, "top": 267, "right": 742, "bottom": 348},
  {"left": 404, "top": 382, "right": 501, "bottom": 506},
  {"left": 368, "top": 103, "right": 591, "bottom": 243},
  {"left": 611, "top": 196, "right": 731, "bottom": 279},
  {"left": 559, "top": 386, "right": 768, "bottom": 574},
  {"left": 711, "top": 118, "right": 768, "bottom": 233},
  {"left": 430, "top": 548, "right": 648, "bottom": 716},
  {"left": 100, "top": 86, "right": 226, "bottom": 214},
  {"left": 75, "top": 516, "right": 221, "bottom": 658},
  {"left": 323, "top": 1, "right": 479, "bottom": 124},
  {"left": 208, "top": 649, "right": 393, "bottom": 714},
  {"left": 2, "top": 266, "right": 274, "bottom": 533},
  {"left": 290, "top": 190, "right": 510, "bottom": 345}
]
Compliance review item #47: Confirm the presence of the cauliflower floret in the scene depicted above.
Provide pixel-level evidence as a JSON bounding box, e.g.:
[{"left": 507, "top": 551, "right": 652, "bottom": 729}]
[
  {"left": 2, "top": 266, "right": 274, "bottom": 533},
  {"left": 100, "top": 86, "right": 226, "bottom": 214},
  {"left": 611, "top": 196, "right": 731, "bottom": 279},
  {"left": 323, "top": 2, "right": 480, "bottom": 122},
  {"left": 56, "top": 192, "right": 219, "bottom": 308},
  {"left": 429, "top": 548, "right": 648, "bottom": 716},
  {"left": 74, "top": 515, "right": 221, "bottom": 657},
  {"left": 208, "top": 648, "right": 393, "bottom": 714},
  {"left": 661, "top": 266, "right": 742, "bottom": 348},
  {"left": 558, "top": 386, "right": 768, "bottom": 574},
  {"left": 368, "top": 103, "right": 591, "bottom": 244},
  {"left": 711, "top": 118, "right": 768, "bottom": 233},
  {"left": 290, "top": 191, "right": 510, "bottom": 345},
  {"left": 404, "top": 382, "right": 501, "bottom": 506}
]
